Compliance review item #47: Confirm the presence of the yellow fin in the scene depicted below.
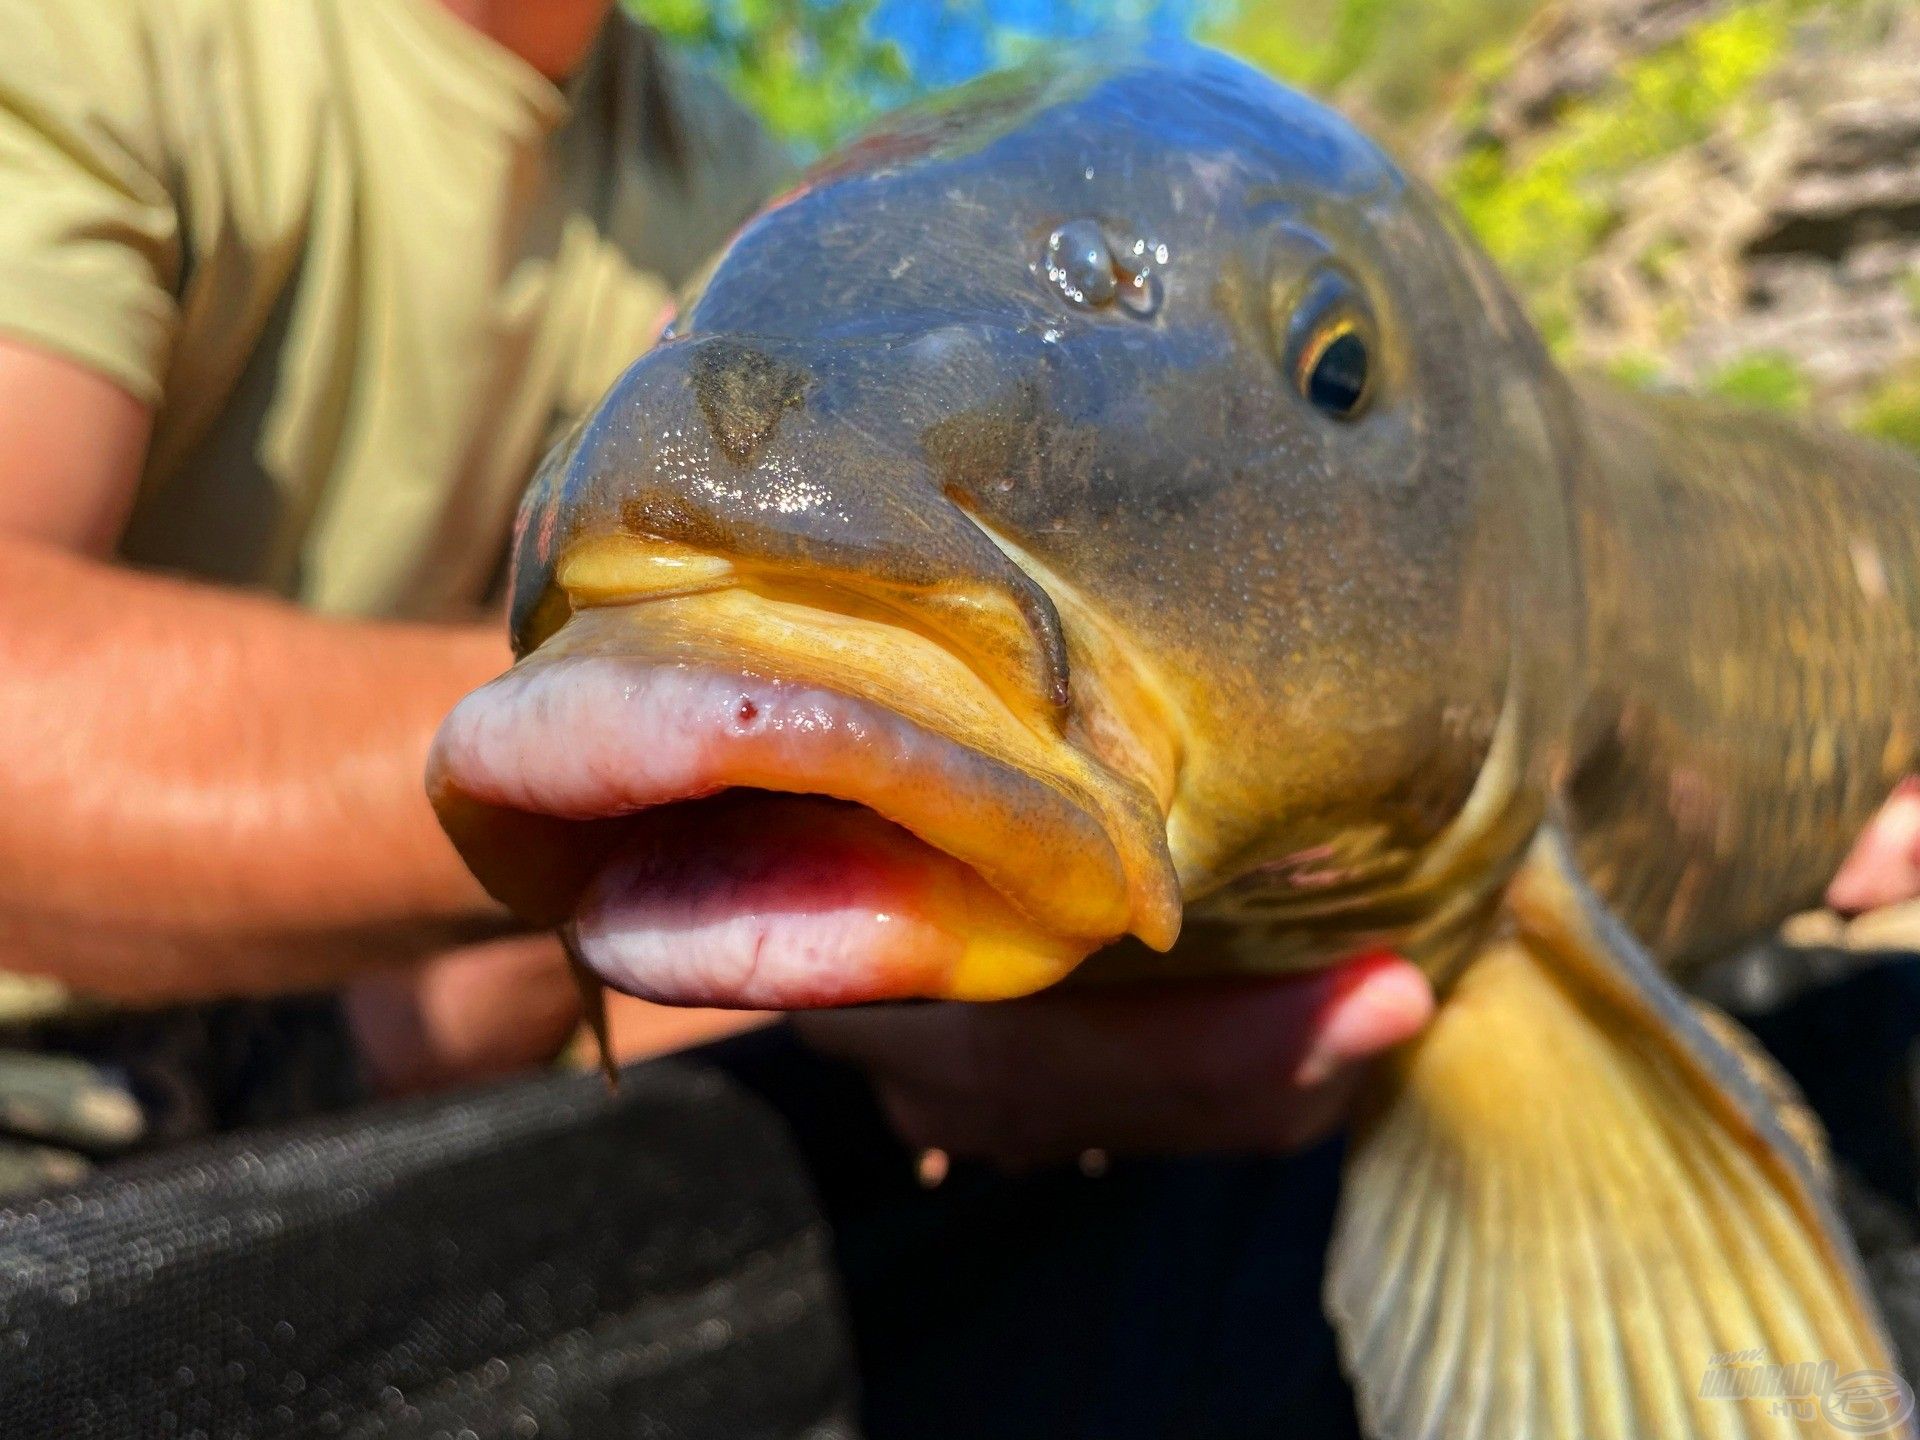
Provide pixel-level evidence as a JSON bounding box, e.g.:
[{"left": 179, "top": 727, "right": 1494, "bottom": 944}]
[
  {"left": 1689, "top": 1000, "right": 1833, "bottom": 1187},
  {"left": 1327, "top": 833, "right": 1910, "bottom": 1440}
]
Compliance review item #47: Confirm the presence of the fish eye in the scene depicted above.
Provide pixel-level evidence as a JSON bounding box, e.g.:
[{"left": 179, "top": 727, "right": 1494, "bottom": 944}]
[{"left": 1281, "top": 269, "right": 1377, "bottom": 422}]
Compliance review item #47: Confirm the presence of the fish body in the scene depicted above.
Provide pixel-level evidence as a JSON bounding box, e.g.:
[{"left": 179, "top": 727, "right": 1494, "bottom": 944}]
[
  {"left": 430, "top": 46, "right": 1920, "bottom": 1440},
  {"left": 1562, "top": 381, "right": 1920, "bottom": 963}
]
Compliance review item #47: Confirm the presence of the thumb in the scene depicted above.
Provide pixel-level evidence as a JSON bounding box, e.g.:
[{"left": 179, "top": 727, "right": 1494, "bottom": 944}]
[
  {"left": 1828, "top": 776, "right": 1920, "bottom": 915},
  {"left": 344, "top": 934, "right": 581, "bottom": 1097}
]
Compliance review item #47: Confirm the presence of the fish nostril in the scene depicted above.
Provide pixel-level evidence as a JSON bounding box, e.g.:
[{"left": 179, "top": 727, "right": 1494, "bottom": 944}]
[
  {"left": 1044, "top": 219, "right": 1120, "bottom": 308},
  {"left": 1039, "top": 219, "right": 1167, "bottom": 317},
  {"left": 689, "top": 338, "right": 811, "bottom": 466}
]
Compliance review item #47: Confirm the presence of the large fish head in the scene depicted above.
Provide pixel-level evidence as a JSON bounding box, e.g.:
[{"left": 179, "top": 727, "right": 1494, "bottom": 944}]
[{"left": 428, "top": 45, "right": 1583, "bottom": 1006}]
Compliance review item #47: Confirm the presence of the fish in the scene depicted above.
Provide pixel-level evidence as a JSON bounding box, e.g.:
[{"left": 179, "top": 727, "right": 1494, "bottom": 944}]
[{"left": 427, "top": 45, "right": 1920, "bottom": 1440}]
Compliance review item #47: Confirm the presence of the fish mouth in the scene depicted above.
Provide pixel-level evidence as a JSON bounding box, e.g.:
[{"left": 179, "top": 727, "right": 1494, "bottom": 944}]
[{"left": 428, "top": 591, "right": 1181, "bottom": 1008}]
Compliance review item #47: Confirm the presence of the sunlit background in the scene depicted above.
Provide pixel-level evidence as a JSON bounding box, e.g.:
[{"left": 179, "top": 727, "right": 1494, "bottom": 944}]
[{"left": 629, "top": 0, "right": 1920, "bottom": 450}]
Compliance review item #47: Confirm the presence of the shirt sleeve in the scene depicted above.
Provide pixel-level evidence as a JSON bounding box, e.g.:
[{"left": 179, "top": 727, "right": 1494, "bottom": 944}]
[{"left": 0, "top": 0, "right": 180, "bottom": 405}]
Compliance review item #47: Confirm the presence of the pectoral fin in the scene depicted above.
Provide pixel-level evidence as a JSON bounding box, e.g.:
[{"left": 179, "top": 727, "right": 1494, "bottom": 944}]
[{"left": 1327, "top": 830, "right": 1909, "bottom": 1440}]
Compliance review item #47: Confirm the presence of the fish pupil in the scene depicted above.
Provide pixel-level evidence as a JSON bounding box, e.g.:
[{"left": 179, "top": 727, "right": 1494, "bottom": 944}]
[{"left": 1307, "top": 331, "right": 1370, "bottom": 418}]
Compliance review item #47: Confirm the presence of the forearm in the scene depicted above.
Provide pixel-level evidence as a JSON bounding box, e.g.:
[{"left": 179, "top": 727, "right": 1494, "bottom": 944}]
[{"left": 0, "top": 535, "right": 514, "bottom": 1000}]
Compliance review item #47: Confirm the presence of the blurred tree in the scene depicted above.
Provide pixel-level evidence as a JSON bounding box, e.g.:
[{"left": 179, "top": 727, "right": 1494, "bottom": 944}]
[
  {"left": 1207, "top": 0, "right": 1545, "bottom": 132},
  {"left": 626, "top": 0, "right": 1515, "bottom": 153},
  {"left": 627, "top": 0, "right": 1218, "bottom": 149},
  {"left": 628, "top": 0, "right": 911, "bottom": 149}
]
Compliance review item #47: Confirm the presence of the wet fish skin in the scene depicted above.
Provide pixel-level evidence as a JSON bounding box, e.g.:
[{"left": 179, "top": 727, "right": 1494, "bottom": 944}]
[
  {"left": 438, "top": 45, "right": 1920, "bottom": 1440},
  {"left": 1563, "top": 380, "right": 1920, "bottom": 965},
  {"left": 504, "top": 50, "right": 1588, "bottom": 970}
]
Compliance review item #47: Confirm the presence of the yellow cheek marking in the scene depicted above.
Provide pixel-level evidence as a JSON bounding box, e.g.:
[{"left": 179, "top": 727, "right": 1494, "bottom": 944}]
[
  {"left": 945, "top": 929, "right": 1088, "bottom": 1001},
  {"left": 915, "top": 847, "right": 1092, "bottom": 1002}
]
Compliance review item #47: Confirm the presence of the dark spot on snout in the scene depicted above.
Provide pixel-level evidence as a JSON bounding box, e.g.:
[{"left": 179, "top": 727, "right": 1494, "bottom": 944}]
[
  {"left": 619, "top": 493, "right": 732, "bottom": 552},
  {"left": 735, "top": 697, "right": 759, "bottom": 725},
  {"left": 690, "top": 339, "right": 810, "bottom": 466}
]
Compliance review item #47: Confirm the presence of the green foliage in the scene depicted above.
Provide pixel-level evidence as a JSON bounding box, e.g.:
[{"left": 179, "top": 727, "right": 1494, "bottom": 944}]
[
  {"left": 1857, "top": 365, "right": 1920, "bottom": 453},
  {"left": 1706, "top": 352, "right": 1813, "bottom": 412},
  {"left": 1604, "top": 351, "right": 1669, "bottom": 392},
  {"left": 627, "top": 0, "right": 908, "bottom": 150},
  {"left": 1210, "top": 0, "right": 1546, "bottom": 128},
  {"left": 1448, "top": 5, "right": 1791, "bottom": 346}
]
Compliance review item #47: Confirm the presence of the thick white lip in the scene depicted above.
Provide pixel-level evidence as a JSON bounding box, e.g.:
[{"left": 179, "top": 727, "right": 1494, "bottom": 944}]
[{"left": 427, "top": 650, "right": 1160, "bottom": 949}]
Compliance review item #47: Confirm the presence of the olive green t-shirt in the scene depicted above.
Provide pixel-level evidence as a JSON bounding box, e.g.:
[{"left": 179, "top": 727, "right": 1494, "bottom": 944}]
[{"left": 0, "top": 0, "right": 787, "bottom": 618}]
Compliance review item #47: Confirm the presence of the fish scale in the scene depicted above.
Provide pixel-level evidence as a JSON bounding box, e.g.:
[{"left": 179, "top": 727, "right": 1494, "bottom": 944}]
[{"left": 1565, "top": 380, "right": 1920, "bottom": 965}]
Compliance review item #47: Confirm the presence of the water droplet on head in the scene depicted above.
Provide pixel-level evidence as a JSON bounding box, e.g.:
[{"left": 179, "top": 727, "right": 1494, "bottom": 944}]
[
  {"left": 1036, "top": 220, "right": 1164, "bottom": 317},
  {"left": 1044, "top": 219, "right": 1118, "bottom": 308}
]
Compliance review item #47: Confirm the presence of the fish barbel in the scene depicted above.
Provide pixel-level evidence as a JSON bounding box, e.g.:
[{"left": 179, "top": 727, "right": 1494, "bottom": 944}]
[{"left": 429, "top": 46, "right": 1920, "bottom": 1440}]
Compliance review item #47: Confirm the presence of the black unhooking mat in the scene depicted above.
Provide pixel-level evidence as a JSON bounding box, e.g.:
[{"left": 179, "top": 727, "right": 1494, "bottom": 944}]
[
  {"left": 0, "top": 1061, "right": 860, "bottom": 1440},
  {"left": 2, "top": 945, "right": 1918, "bottom": 1440}
]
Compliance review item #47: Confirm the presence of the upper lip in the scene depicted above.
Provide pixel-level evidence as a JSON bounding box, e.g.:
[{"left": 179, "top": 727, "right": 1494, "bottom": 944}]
[
  {"left": 427, "top": 600, "right": 1182, "bottom": 951},
  {"left": 547, "top": 533, "right": 1075, "bottom": 727}
]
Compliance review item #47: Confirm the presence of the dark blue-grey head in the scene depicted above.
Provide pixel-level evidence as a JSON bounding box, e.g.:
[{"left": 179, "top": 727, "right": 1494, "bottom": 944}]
[
  {"left": 678, "top": 44, "right": 1397, "bottom": 341},
  {"left": 512, "top": 44, "right": 1583, "bottom": 912}
]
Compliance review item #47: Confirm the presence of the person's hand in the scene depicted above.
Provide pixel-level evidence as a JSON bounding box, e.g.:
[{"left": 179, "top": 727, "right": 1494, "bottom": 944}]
[
  {"left": 795, "top": 952, "right": 1433, "bottom": 1171},
  {"left": 342, "top": 934, "right": 769, "bottom": 1097},
  {"left": 1829, "top": 777, "right": 1920, "bottom": 915},
  {"left": 342, "top": 935, "right": 585, "bottom": 1095}
]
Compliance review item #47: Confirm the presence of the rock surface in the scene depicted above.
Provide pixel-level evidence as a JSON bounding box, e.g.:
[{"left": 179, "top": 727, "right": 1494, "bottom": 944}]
[{"left": 1428, "top": 0, "right": 1920, "bottom": 421}]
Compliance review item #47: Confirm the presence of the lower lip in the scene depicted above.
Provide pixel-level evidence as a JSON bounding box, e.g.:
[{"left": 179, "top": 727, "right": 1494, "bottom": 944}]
[
  {"left": 569, "top": 793, "right": 1089, "bottom": 1007},
  {"left": 428, "top": 646, "right": 1139, "bottom": 943}
]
